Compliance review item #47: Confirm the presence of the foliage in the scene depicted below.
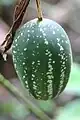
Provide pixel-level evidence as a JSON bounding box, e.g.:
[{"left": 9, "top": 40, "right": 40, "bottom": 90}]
[
  {"left": 0, "top": 0, "right": 15, "bottom": 5},
  {"left": 65, "top": 63, "right": 80, "bottom": 95}
]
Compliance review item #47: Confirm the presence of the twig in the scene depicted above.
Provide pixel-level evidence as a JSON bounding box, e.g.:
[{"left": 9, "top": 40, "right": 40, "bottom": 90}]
[
  {"left": 36, "top": 0, "right": 43, "bottom": 21},
  {"left": 0, "top": 74, "right": 52, "bottom": 120},
  {"left": 1, "top": 0, "right": 31, "bottom": 54}
]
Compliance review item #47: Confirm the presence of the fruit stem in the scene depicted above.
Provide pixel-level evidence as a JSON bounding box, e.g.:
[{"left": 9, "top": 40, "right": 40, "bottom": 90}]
[
  {"left": 0, "top": 74, "right": 51, "bottom": 120},
  {"left": 36, "top": 0, "right": 43, "bottom": 21}
]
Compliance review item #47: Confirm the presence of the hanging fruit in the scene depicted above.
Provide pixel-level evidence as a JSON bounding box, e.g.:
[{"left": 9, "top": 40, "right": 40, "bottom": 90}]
[{"left": 12, "top": 0, "right": 72, "bottom": 100}]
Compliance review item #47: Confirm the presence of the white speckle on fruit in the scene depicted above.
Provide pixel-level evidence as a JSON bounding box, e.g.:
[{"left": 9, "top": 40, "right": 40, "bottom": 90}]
[
  {"left": 48, "top": 58, "right": 52, "bottom": 61},
  {"left": 32, "top": 74, "right": 35, "bottom": 78},
  {"left": 37, "top": 35, "right": 39, "bottom": 38},
  {"left": 17, "top": 49, "right": 20, "bottom": 52},
  {"left": 37, "top": 52, "right": 39, "bottom": 55},
  {"left": 32, "top": 61, "right": 35, "bottom": 65},
  {"left": 44, "top": 40, "right": 48, "bottom": 45},
  {"left": 36, "top": 45, "right": 39, "bottom": 48},
  {"left": 66, "top": 41, "right": 68, "bottom": 44},
  {"left": 23, "top": 62, "right": 25, "bottom": 65},
  {"left": 25, "top": 68, "right": 27, "bottom": 70},
  {"left": 21, "top": 32, "right": 23, "bottom": 36},
  {"left": 16, "top": 70, "right": 18, "bottom": 74},
  {"left": 37, "top": 61, "right": 40, "bottom": 65},
  {"left": 40, "top": 28, "right": 43, "bottom": 32},
  {"left": 40, "top": 35, "right": 42, "bottom": 38},
  {"left": 32, "top": 30, "right": 34, "bottom": 33},
  {"left": 12, "top": 45, "right": 15, "bottom": 48},
  {"left": 53, "top": 31, "right": 55, "bottom": 34},
  {"left": 41, "top": 73, "right": 44, "bottom": 75},
  {"left": 28, "top": 34, "right": 30, "bottom": 37},
  {"left": 25, "top": 81, "right": 28, "bottom": 84},
  {"left": 27, "top": 38, "right": 29, "bottom": 41},
  {"left": 26, "top": 85, "right": 29, "bottom": 89},
  {"left": 13, "top": 51, "right": 16, "bottom": 54},
  {"left": 31, "top": 78, "right": 34, "bottom": 81},
  {"left": 63, "top": 61, "right": 65, "bottom": 64},
  {"left": 33, "top": 81, "right": 36, "bottom": 84},
  {"left": 33, "top": 41, "right": 36, "bottom": 43},
  {"left": 46, "top": 49, "right": 49, "bottom": 52},
  {"left": 57, "top": 38, "right": 60, "bottom": 42},
  {"left": 45, "top": 52, "right": 48, "bottom": 55},
  {"left": 47, "top": 75, "right": 53, "bottom": 79},
  {"left": 53, "top": 61, "right": 55, "bottom": 64},
  {"left": 55, "top": 26, "right": 57, "bottom": 29},
  {"left": 27, "top": 30, "right": 30, "bottom": 32},
  {"left": 24, "top": 48, "right": 27, "bottom": 51},
  {"left": 61, "top": 34, "right": 65, "bottom": 38},
  {"left": 57, "top": 29, "right": 59, "bottom": 31},
  {"left": 38, "top": 91, "right": 41, "bottom": 94},
  {"left": 48, "top": 64, "right": 53, "bottom": 71},
  {"left": 33, "top": 84, "right": 37, "bottom": 90},
  {"left": 62, "top": 40, "right": 64, "bottom": 43},
  {"left": 17, "top": 35, "right": 20, "bottom": 39},
  {"left": 15, "top": 39, "right": 17, "bottom": 42},
  {"left": 21, "top": 52, "right": 23, "bottom": 55},
  {"left": 34, "top": 69, "right": 37, "bottom": 73},
  {"left": 44, "top": 38, "right": 47, "bottom": 41},
  {"left": 15, "top": 44, "right": 18, "bottom": 46},
  {"left": 23, "top": 24, "right": 26, "bottom": 28},
  {"left": 58, "top": 53, "right": 60, "bottom": 56},
  {"left": 22, "top": 39, "right": 25, "bottom": 42},
  {"left": 24, "top": 70, "right": 26, "bottom": 74},
  {"left": 60, "top": 46, "right": 64, "bottom": 51},
  {"left": 48, "top": 24, "right": 50, "bottom": 27},
  {"left": 23, "top": 75, "right": 26, "bottom": 79},
  {"left": 14, "top": 63, "right": 16, "bottom": 68},
  {"left": 66, "top": 58, "right": 68, "bottom": 61},
  {"left": 43, "top": 33, "right": 46, "bottom": 36},
  {"left": 57, "top": 43, "right": 60, "bottom": 47},
  {"left": 37, "top": 60, "right": 40, "bottom": 63}
]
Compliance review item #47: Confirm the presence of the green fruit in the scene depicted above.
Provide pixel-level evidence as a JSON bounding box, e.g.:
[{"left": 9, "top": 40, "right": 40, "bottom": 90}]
[{"left": 12, "top": 18, "right": 72, "bottom": 100}]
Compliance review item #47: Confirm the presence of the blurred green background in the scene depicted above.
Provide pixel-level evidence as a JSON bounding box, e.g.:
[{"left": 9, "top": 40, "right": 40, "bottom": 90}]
[{"left": 0, "top": 0, "right": 80, "bottom": 120}]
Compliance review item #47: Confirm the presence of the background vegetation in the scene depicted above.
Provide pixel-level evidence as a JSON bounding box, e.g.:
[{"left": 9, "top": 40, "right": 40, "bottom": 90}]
[{"left": 0, "top": 0, "right": 80, "bottom": 120}]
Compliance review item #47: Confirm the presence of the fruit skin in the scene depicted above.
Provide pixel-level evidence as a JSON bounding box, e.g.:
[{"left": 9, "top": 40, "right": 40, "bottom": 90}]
[{"left": 12, "top": 18, "right": 72, "bottom": 100}]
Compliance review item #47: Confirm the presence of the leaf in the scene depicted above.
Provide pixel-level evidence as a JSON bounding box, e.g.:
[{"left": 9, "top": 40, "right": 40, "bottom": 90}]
[
  {"left": 11, "top": 103, "right": 30, "bottom": 120},
  {"left": 0, "top": 102, "right": 30, "bottom": 120},
  {"left": 0, "top": 0, "right": 15, "bottom": 5},
  {"left": 38, "top": 100, "right": 56, "bottom": 113}
]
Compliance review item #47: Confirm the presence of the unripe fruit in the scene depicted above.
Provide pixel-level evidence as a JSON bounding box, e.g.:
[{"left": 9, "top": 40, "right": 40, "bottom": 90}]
[{"left": 12, "top": 18, "right": 72, "bottom": 100}]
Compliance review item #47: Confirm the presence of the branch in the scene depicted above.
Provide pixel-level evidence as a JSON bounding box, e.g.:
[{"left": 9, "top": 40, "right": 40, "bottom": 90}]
[
  {"left": 1, "top": 0, "right": 31, "bottom": 54},
  {"left": 0, "top": 74, "right": 52, "bottom": 120}
]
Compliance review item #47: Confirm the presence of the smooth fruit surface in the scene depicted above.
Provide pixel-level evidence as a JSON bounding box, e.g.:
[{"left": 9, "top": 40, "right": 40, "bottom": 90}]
[{"left": 12, "top": 18, "right": 72, "bottom": 100}]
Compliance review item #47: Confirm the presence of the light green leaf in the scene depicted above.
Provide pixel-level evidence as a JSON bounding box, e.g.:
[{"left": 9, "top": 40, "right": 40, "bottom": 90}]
[
  {"left": 65, "top": 63, "right": 80, "bottom": 95},
  {"left": 0, "top": 102, "right": 30, "bottom": 120},
  {"left": 57, "top": 100, "right": 80, "bottom": 120},
  {"left": 38, "top": 100, "right": 56, "bottom": 113}
]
